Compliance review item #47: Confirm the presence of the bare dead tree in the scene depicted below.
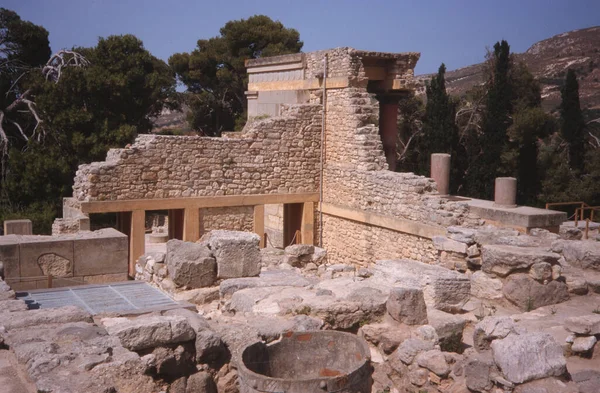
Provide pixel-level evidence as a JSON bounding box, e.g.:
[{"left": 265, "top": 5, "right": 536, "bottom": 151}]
[
  {"left": 0, "top": 50, "right": 89, "bottom": 154},
  {"left": 587, "top": 118, "right": 600, "bottom": 149}
]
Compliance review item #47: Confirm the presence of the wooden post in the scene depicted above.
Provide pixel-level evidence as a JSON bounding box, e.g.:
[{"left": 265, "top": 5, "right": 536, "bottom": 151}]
[
  {"left": 585, "top": 219, "right": 590, "bottom": 240},
  {"left": 130, "top": 209, "right": 145, "bottom": 277},
  {"left": 183, "top": 208, "right": 200, "bottom": 242},
  {"left": 301, "top": 201, "right": 314, "bottom": 245},
  {"left": 253, "top": 205, "right": 265, "bottom": 248},
  {"left": 47, "top": 275, "right": 53, "bottom": 289}
]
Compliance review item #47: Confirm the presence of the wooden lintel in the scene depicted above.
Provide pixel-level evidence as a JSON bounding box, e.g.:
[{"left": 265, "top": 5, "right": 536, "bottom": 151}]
[
  {"left": 320, "top": 203, "right": 445, "bottom": 239},
  {"left": 81, "top": 192, "right": 320, "bottom": 214}
]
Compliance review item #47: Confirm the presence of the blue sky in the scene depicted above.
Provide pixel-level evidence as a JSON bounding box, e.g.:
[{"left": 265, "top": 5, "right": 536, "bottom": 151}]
[{"left": 3, "top": 0, "right": 599, "bottom": 75}]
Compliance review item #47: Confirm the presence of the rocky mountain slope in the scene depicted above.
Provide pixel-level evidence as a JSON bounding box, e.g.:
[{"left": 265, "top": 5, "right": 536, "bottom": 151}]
[{"left": 416, "top": 26, "right": 600, "bottom": 114}]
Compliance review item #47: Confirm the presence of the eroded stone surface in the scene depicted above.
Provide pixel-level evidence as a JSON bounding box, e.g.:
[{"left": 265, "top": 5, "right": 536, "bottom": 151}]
[
  {"left": 386, "top": 287, "right": 428, "bottom": 325},
  {"left": 491, "top": 332, "right": 567, "bottom": 384},
  {"left": 166, "top": 240, "right": 216, "bottom": 288},
  {"left": 503, "top": 274, "right": 569, "bottom": 311},
  {"left": 101, "top": 314, "right": 195, "bottom": 351},
  {"left": 37, "top": 253, "right": 72, "bottom": 276},
  {"left": 482, "top": 245, "right": 560, "bottom": 277}
]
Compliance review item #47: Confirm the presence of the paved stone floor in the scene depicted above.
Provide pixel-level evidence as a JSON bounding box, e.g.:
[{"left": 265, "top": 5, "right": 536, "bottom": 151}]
[{"left": 0, "top": 349, "right": 35, "bottom": 393}]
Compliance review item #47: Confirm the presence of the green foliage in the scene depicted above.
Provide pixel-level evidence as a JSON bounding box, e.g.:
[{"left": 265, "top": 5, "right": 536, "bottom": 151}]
[
  {"left": 396, "top": 95, "right": 424, "bottom": 173},
  {"left": 1, "top": 21, "right": 177, "bottom": 233},
  {"left": 170, "top": 15, "right": 302, "bottom": 136},
  {"left": 0, "top": 8, "right": 51, "bottom": 144},
  {"left": 464, "top": 40, "right": 512, "bottom": 199},
  {"left": 560, "top": 69, "right": 586, "bottom": 172}
]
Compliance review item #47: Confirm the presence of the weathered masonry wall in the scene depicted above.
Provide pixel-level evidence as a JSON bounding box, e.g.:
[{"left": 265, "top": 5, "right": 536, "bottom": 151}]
[
  {"left": 0, "top": 228, "right": 128, "bottom": 290},
  {"left": 73, "top": 104, "right": 322, "bottom": 201},
  {"left": 201, "top": 206, "right": 254, "bottom": 234}
]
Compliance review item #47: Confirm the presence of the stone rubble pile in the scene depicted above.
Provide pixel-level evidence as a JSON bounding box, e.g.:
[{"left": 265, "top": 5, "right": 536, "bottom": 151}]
[{"left": 432, "top": 225, "right": 600, "bottom": 311}]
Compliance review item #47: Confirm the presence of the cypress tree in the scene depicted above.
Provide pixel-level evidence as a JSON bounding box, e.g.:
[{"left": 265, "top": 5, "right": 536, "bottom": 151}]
[
  {"left": 560, "top": 69, "right": 585, "bottom": 172},
  {"left": 419, "top": 64, "right": 461, "bottom": 189},
  {"left": 465, "top": 40, "right": 512, "bottom": 199}
]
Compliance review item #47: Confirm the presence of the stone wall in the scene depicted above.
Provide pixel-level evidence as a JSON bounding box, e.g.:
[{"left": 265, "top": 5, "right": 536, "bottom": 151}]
[
  {"left": 0, "top": 228, "right": 128, "bottom": 290},
  {"left": 322, "top": 215, "right": 437, "bottom": 266},
  {"left": 73, "top": 104, "right": 322, "bottom": 202},
  {"left": 201, "top": 206, "right": 253, "bottom": 234}
]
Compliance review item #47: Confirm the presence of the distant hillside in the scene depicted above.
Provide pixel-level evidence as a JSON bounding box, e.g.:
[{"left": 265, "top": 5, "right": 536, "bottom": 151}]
[{"left": 416, "top": 26, "right": 600, "bottom": 114}]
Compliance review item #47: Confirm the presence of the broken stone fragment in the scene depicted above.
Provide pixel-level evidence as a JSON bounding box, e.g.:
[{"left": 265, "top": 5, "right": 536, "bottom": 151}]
[
  {"left": 529, "top": 262, "right": 553, "bottom": 282},
  {"left": 491, "top": 332, "right": 567, "bottom": 384},
  {"left": 562, "top": 240, "right": 600, "bottom": 270},
  {"left": 386, "top": 287, "right": 428, "bottom": 325},
  {"left": 571, "top": 336, "right": 597, "bottom": 353},
  {"left": 473, "top": 316, "right": 521, "bottom": 352},
  {"left": 415, "top": 349, "right": 450, "bottom": 377},
  {"left": 470, "top": 271, "right": 503, "bottom": 300},
  {"left": 502, "top": 274, "right": 569, "bottom": 311},
  {"left": 432, "top": 236, "right": 468, "bottom": 254},
  {"left": 390, "top": 338, "right": 435, "bottom": 366}
]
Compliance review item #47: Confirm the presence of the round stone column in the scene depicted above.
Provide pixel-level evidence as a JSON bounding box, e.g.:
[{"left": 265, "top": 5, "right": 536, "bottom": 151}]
[
  {"left": 430, "top": 153, "right": 451, "bottom": 195},
  {"left": 494, "top": 177, "right": 517, "bottom": 207}
]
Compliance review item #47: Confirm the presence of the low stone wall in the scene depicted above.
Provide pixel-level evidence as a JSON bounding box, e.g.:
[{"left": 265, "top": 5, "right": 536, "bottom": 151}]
[
  {"left": 0, "top": 228, "right": 128, "bottom": 290},
  {"left": 322, "top": 214, "right": 437, "bottom": 266}
]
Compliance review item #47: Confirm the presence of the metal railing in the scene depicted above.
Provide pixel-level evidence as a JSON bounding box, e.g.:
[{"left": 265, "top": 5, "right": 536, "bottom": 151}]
[{"left": 546, "top": 201, "right": 599, "bottom": 239}]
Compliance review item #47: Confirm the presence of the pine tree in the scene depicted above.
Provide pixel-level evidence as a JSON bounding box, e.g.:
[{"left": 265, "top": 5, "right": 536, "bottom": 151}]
[
  {"left": 464, "top": 40, "right": 512, "bottom": 199},
  {"left": 560, "top": 69, "right": 585, "bottom": 172}
]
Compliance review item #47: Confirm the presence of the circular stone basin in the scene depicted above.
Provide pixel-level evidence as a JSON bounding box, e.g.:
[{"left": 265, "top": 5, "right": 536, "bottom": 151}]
[{"left": 238, "top": 331, "right": 372, "bottom": 393}]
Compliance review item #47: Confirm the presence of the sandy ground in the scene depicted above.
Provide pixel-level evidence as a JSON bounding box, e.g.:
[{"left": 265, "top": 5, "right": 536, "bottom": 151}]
[{"left": 0, "top": 349, "right": 36, "bottom": 393}]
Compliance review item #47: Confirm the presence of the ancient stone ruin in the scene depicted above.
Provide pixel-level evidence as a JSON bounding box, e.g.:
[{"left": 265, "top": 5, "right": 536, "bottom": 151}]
[{"left": 0, "top": 47, "right": 599, "bottom": 393}]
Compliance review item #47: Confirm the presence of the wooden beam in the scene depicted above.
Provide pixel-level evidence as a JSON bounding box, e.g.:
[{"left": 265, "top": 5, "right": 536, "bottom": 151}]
[
  {"left": 320, "top": 203, "right": 445, "bottom": 239},
  {"left": 81, "top": 192, "right": 320, "bottom": 214},
  {"left": 183, "top": 208, "right": 200, "bottom": 242},
  {"left": 253, "top": 205, "right": 265, "bottom": 248},
  {"left": 301, "top": 202, "right": 314, "bottom": 245},
  {"left": 129, "top": 209, "right": 145, "bottom": 277}
]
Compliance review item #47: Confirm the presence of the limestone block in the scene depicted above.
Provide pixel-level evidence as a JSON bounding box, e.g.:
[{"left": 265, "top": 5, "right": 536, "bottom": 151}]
[
  {"left": 473, "top": 316, "right": 521, "bottom": 352},
  {"left": 427, "top": 309, "right": 467, "bottom": 349},
  {"left": 73, "top": 228, "right": 128, "bottom": 276},
  {"left": 204, "top": 230, "right": 261, "bottom": 279},
  {"left": 219, "top": 270, "right": 312, "bottom": 298},
  {"left": 559, "top": 227, "right": 582, "bottom": 240},
  {"left": 374, "top": 260, "right": 470, "bottom": 313},
  {"left": 529, "top": 262, "right": 552, "bottom": 282},
  {"left": 465, "top": 354, "right": 494, "bottom": 392},
  {"left": 391, "top": 338, "right": 435, "bottom": 365},
  {"left": 0, "top": 236, "right": 20, "bottom": 279},
  {"left": 101, "top": 315, "right": 195, "bottom": 351},
  {"left": 432, "top": 236, "right": 468, "bottom": 254},
  {"left": 3, "top": 219, "right": 32, "bottom": 235},
  {"left": 562, "top": 240, "right": 600, "bottom": 270},
  {"left": 0, "top": 305, "right": 91, "bottom": 331},
  {"left": 564, "top": 314, "right": 600, "bottom": 335},
  {"left": 19, "top": 237, "right": 74, "bottom": 277},
  {"left": 571, "top": 336, "right": 596, "bottom": 353},
  {"left": 470, "top": 271, "right": 503, "bottom": 300},
  {"left": 386, "top": 287, "right": 428, "bottom": 325},
  {"left": 166, "top": 240, "right": 216, "bottom": 288},
  {"left": 481, "top": 245, "right": 561, "bottom": 277},
  {"left": 415, "top": 349, "right": 450, "bottom": 377},
  {"left": 491, "top": 333, "right": 567, "bottom": 384},
  {"left": 502, "top": 274, "right": 569, "bottom": 311}
]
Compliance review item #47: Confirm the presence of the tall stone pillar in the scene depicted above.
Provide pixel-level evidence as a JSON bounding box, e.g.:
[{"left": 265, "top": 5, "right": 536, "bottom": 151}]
[
  {"left": 378, "top": 96, "right": 399, "bottom": 171},
  {"left": 430, "top": 153, "right": 451, "bottom": 195},
  {"left": 494, "top": 177, "right": 517, "bottom": 207}
]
